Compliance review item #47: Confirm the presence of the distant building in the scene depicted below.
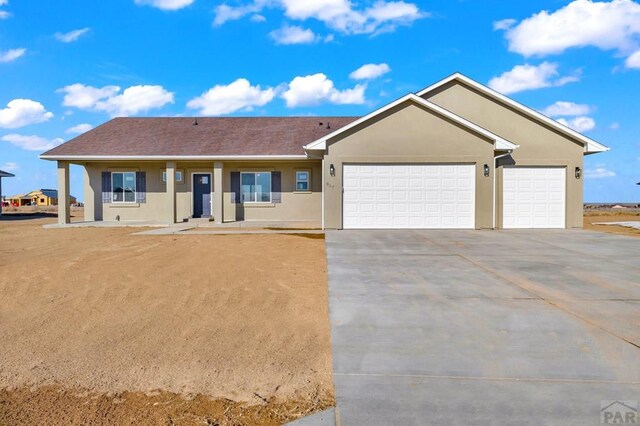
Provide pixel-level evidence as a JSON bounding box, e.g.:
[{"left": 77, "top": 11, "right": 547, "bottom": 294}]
[
  {"left": 8, "top": 189, "right": 77, "bottom": 207},
  {"left": 0, "top": 169, "right": 15, "bottom": 216}
]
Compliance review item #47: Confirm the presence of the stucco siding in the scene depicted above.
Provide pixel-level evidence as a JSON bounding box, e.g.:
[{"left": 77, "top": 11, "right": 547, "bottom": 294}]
[
  {"left": 322, "top": 101, "right": 496, "bottom": 229},
  {"left": 423, "top": 82, "right": 585, "bottom": 228}
]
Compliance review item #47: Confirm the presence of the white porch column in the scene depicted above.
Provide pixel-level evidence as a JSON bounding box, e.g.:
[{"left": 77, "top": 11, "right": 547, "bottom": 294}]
[
  {"left": 166, "top": 161, "right": 177, "bottom": 224},
  {"left": 57, "top": 161, "right": 71, "bottom": 225},
  {"left": 213, "top": 162, "right": 223, "bottom": 224}
]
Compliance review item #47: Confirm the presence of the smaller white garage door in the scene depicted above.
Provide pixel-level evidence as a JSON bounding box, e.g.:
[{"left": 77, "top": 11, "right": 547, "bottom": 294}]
[
  {"left": 503, "top": 167, "right": 566, "bottom": 229},
  {"left": 343, "top": 164, "right": 475, "bottom": 229}
]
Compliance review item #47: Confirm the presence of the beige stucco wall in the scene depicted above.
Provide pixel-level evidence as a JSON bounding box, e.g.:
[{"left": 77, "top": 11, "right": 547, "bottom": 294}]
[
  {"left": 83, "top": 160, "right": 321, "bottom": 223},
  {"left": 322, "top": 101, "right": 496, "bottom": 230},
  {"left": 423, "top": 82, "right": 585, "bottom": 229}
]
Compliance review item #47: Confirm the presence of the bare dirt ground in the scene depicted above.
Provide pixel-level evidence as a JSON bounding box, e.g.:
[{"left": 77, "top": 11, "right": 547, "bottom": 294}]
[
  {"left": 583, "top": 209, "right": 640, "bottom": 237},
  {"left": 0, "top": 213, "right": 332, "bottom": 425}
]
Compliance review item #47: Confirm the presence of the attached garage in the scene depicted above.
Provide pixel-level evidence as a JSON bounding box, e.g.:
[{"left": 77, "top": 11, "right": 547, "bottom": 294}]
[
  {"left": 503, "top": 167, "right": 566, "bottom": 229},
  {"left": 343, "top": 164, "right": 475, "bottom": 229}
]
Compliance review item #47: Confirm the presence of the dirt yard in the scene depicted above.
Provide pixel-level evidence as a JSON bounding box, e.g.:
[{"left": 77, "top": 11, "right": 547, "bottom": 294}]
[
  {"left": 583, "top": 210, "right": 640, "bottom": 237},
  {"left": 0, "top": 214, "right": 332, "bottom": 425}
]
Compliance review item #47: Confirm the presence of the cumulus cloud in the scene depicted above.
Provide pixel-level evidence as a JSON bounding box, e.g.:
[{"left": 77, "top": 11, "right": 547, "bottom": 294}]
[
  {"left": 187, "top": 79, "right": 275, "bottom": 115},
  {"left": 0, "top": 48, "right": 26, "bottom": 63},
  {"left": 556, "top": 116, "right": 596, "bottom": 132},
  {"left": 58, "top": 83, "right": 174, "bottom": 117},
  {"left": 134, "top": 0, "right": 194, "bottom": 10},
  {"left": 1, "top": 134, "right": 64, "bottom": 151},
  {"left": 66, "top": 123, "right": 93, "bottom": 134},
  {"left": 542, "top": 101, "right": 591, "bottom": 117},
  {"left": 0, "top": 11, "right": 10, "bottom": 20},
  {"left": 0, "top": 99, "right": 53, "bottom": 129},
  {"left": 497, "top": 0, "right": 640, "bottom": 66},
  {"left": 349, "top": 63, "right": 391, "bottom": 80},
  {"left": 55, "top": 28, "right": 90, "bottom": 43},
  {"left": 625, "top": 49, "right": 640, "bottom": 68},
  {"left": 1, "top": 162, "right": 19, "bottom": 172},
  {"left": 488, "top": 62, "right": 580, "bottom": 95},
  {"left": 493, "top": 18, "right": 516, "bottom": 31},
  {"left": 270, "top": 25, "right": 318, "bottom": 45},
  {"left": 214, "top": 0, "right": 426, "bottom": 35},
  {"left": 585, "top": 166, "right": 616, "bottom": 178},
  {"left": 282, "top": 73, "right": 366, "bottom": 107}
]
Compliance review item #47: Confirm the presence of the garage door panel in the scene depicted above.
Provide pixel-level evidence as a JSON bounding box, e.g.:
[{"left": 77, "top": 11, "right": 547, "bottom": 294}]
[
  {"left": 503, "top": 167, "right": 566, "bottom": 229},
  {"left": 343, "top": 164, "right": 476, "bottom": 229}
]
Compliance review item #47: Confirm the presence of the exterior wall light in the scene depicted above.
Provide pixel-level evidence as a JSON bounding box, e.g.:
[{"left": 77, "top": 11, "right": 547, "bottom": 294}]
[
  {"left": 575, "top": 167, "right": 582, "bottom": 179},
  {"left": 330, "top": 164, "right": 335, "bottom": 177},
  {"left": 484, "top": 164, "right": 490, "bottom": 177}
]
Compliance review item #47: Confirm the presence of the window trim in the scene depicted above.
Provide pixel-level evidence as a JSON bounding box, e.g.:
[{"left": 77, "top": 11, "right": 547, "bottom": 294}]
[
  {"left": 162, "top": 169, "right": 184, "bottom": 183},
  {"left": 112, "top": 171, "right": 137, "bottom": 204},
  {"left": 295, "top": 169, "right": 311, "bottom": 192},
  {"left": 240, "top": 171, "right": 272, "bottom": 204}
]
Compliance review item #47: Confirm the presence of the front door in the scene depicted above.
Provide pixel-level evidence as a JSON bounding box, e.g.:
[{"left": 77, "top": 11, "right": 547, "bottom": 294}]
[{"left": 193, "top": 174, "right": 212, "bottom": 218}]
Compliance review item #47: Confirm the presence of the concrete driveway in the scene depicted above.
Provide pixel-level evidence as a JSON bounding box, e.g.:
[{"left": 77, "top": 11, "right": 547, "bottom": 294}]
[{"left": 326, "top": 230, "right": 640, "bottom": 425}]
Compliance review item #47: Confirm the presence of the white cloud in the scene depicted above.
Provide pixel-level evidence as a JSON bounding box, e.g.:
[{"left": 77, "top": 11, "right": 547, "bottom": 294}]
[
  {"left": 488, "top": 62, "right": 579, "bottom": 95},
  {"left": 610, "top": 122, "right": 620, "bottom": 130},
  {"left": 1, "top": 134, "right": 64, "bottom": 151},
  {"left": 270, "top": 25, "right": 318, "bottom": 45},
  {"left": 0, "top": 48, "right": 26, "bottom": 63},
  {"left": 0, "top": 99, "right": 53, "bottom": 129},
  {"left": 556, "top": 116, "right": 596, "bottom": 132},
  {"left": 0, "top": 1, "right": 8, "bottom": 6},
  {"left": 585, "top": 167, "right": 615, "bottom": 179},
  {"left": 134, "top": 0, "right": 194, "bottom": 10},
  {"left": 187, "top": 79, "right": 275, "bottom": 115},
  {"left": 1, "top": 162, "right": 19, "bottom": 172},
  {"left": 542, "top": 101, "right": 591, "bottom": 117},
  {"left": 493, "top": 18, "right": 516, "bottom": 31},
  {"left": 55, "top": 28, "right": 90, "bottom": 43},
  {"left": 349, "top": 63, "right": 391, "bottom": 80},
  {"left": 250, "top": 14, "right": 266, "bottom": 22},
  {"left": 282, "top": 73, "right": 366, "bottom": 107},
  {"left": 499, "top": 0, "right": 640, "bottom": 64},
  {"left": 58, "top": 83, "right": 174, "bottom": 117},
  {"left": 625, "top": 49, "right": 640, "bottom": 68},
  {"left": 0, "top": 11, "right": 10, "bottom": 20},
  {"left": 66, "top": 123, "right": 93, "bottom": 134},
  {"left": 214, "top": 0, "right": 426, "bottom": 35}
]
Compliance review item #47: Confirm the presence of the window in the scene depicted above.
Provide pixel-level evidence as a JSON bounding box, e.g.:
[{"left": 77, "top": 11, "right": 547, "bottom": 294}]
[
  {"left": 241, "top": 172, "right": 271, "bottom": 203},
  {"left": 162, "top": 170, "right": 183, "bottom": 183},
  {"left": 112, "top": 172, "right": 136, "bottom": 203},
  {"left": 295, "top": 170, "right": 310, "bottom": 191}
]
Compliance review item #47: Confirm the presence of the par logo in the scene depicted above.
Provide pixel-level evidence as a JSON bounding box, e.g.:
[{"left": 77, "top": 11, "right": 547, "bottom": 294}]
[{"left": 601, "top": 401, "right": 638, "bottom": 424}]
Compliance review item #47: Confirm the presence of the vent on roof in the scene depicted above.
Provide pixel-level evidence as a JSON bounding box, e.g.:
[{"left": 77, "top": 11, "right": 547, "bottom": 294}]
[
  {"left": 193, "top": 119, "right": 198, "bottom": 126},
  {"left": 318, "top": 122, "right": 323, "bottom": 126}
]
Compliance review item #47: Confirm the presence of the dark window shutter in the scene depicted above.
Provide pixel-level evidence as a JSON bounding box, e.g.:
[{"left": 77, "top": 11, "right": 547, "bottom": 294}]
[
  {"left": 101, "top": 172, "right": 112, "bottom": 204},
  {"left": 136, "top": 172, "right": 146, "bottom": 203},
  {"left": 271, "top": 171, "right": 281, "bottom": 204},
  {"left": 230, "top": 171, "right": 240, "bottom": 204}
]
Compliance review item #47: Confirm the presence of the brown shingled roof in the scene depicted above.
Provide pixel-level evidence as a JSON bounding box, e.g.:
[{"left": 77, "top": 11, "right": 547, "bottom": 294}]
[{"left": 42, "top": 117, "right": 359, "bottom": 157}]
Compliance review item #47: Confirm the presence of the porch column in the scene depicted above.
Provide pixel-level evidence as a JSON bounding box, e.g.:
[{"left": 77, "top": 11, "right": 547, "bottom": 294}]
[
  {"left": 166, "top": 161, "right": 177, "bottom": 224},
  {"left": 57, "top": 161, "right": 71, "bottom": 225},
  {"left": 213, "top": 162, "right": 223, "bottom": 224}
]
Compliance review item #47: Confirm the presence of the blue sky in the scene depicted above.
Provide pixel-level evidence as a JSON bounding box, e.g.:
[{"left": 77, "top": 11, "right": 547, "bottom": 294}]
[{"left": 0, "top": 0, "right": 639, "bottom": 202}]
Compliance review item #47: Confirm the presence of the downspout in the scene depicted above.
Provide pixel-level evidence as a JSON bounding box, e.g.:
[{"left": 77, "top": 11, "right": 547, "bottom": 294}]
[{"left": 493, "top": 150, "right": 513, "bottom": 229}]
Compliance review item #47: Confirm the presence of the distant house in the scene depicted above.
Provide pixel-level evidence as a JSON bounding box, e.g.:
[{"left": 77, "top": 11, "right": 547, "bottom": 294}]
[{"left": 9, "top": 189, "right": 77, "bottom": 207}]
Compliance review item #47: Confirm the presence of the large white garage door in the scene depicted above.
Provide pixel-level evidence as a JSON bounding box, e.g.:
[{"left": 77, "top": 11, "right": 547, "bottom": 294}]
[
  {"left": 343, "top": 164, "right": 476, "bottom": 229},
  {"left": 503, "top": 167, "right": 566, "bottom": 229}
]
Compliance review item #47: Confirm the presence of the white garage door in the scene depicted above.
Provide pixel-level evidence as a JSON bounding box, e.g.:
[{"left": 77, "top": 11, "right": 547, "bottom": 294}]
[
  {"left": 503, "top": 167, "right": 566, "bottom": 229},
  {"left": 343, "top": 164, "right": 476, "bottom": 229}
]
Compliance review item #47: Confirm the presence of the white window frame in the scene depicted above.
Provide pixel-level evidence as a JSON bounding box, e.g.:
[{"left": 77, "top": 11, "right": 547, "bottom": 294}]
[
  {"left": 295, "top": 169, "right": 310, "bottom": 192},
  {"left": 112, "top": 171, "right": 137, "bottom": 203},
  {"left": 162, "top": 169, "right": 184, "bottom": 183},
  {"left": 240, "top": 171, "right": 272, "bottom": 203}
]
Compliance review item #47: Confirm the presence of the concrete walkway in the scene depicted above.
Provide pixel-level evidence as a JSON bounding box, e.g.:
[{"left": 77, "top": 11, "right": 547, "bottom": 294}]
[{"left": 326, "top": 230, "right": 640, "bottom": 425}]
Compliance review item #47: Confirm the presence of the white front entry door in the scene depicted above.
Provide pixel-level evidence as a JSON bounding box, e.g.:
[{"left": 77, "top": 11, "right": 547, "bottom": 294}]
[
  {"left": 342, "top": 164, "right": 476, "bottom": 229},
  {"left": 503, "top": 167, "right": 566, "bottom": 229}
]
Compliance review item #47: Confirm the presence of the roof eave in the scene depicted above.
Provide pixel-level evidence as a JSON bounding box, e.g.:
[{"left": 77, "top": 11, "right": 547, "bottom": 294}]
[{"left": 39, "top": 154, "right": 312, "bottom": 161}]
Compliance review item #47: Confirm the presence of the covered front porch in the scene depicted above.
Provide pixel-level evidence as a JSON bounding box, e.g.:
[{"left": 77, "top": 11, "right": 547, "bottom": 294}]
[{"left": 54, "top": 159, "right": 322, "bottom": 227}]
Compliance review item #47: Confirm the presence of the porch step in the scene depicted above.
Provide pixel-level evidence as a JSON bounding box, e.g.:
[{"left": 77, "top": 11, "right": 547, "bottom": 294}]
[{"left": 187, "top": 217, "right": 214, "bottom": 224}]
